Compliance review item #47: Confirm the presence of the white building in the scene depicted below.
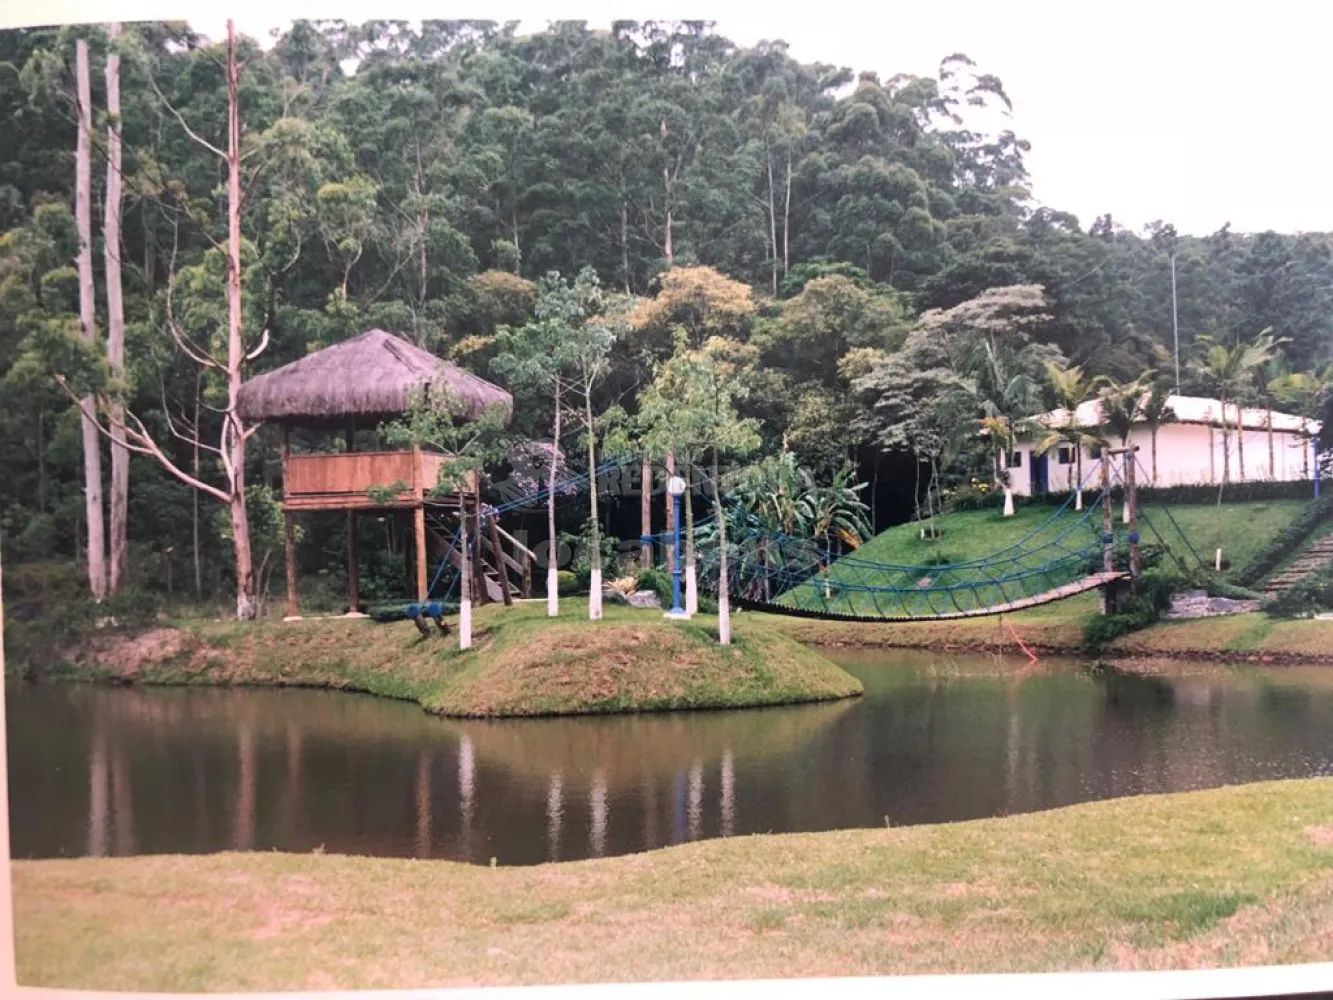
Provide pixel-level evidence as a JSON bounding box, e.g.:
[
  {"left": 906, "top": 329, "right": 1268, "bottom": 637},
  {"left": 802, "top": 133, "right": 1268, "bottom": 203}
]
[{"left": 1007, "top": 394, "right": 1321, "bottom": 497}]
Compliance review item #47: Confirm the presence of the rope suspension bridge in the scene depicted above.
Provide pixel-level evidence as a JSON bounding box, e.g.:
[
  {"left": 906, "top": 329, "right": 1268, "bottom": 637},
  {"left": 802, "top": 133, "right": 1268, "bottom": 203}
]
[{"left": 397, "top": 445, "right": 1192, "bottom": 628}]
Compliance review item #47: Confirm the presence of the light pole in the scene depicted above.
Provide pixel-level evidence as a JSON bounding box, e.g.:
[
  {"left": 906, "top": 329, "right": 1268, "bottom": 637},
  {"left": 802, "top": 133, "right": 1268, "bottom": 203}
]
[{"left": 665, "top": 475, "right": 688, "bottom": 619}]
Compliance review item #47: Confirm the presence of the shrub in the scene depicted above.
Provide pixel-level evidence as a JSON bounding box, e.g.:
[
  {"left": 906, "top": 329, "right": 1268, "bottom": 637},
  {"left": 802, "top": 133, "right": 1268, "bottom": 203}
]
[
  {"left": 635, "top": 568, "right": 673, "bottom": 605},
  {"left": 1234, "top": 495, "right": 1333, "bottom": 587},
  {"left": 555, "top": 570, "right": 579, "bottom": 596},
  {"left": 1082, "top": 567, "right": 1181, "bottom": 651},
  {"left": 1262, "top": 566, "right": 1333, "bottom": 618}
]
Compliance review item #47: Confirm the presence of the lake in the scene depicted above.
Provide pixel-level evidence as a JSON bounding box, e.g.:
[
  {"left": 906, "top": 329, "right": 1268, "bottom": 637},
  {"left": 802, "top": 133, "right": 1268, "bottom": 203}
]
[{"left": 9, "top": 650, "right": 1333, "bottom": 864}]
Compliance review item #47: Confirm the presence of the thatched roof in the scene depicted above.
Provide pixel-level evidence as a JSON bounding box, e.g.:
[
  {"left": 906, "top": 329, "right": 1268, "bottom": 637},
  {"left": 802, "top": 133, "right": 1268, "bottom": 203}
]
[{"left": 236, "top": 330, "right": 513, "bottom": 428}]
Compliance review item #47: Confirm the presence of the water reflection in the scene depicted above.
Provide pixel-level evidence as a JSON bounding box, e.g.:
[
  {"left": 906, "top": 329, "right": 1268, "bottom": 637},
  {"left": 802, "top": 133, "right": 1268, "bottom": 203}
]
[{"left": 8, "top": 651, "right": 1333, "bottom": 865}]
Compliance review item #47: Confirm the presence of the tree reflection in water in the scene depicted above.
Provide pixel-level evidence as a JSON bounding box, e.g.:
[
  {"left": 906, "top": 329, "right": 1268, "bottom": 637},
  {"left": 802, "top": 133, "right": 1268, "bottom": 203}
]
[{"left": 9, "top": 652, "right": 1333, "bottom": 865}]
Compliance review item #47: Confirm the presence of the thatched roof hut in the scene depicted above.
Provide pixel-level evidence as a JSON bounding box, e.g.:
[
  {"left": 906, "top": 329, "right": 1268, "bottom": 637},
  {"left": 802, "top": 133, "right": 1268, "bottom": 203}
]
[{"left": 236, "top": 329, "right": 512, "bottom": 428}]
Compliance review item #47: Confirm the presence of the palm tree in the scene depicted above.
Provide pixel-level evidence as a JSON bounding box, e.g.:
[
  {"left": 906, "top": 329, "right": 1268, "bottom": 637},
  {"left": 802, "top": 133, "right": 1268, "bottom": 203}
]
[
  {"left": 1190, "top": 329, "right": 1287, "bottom": 494},
  {"left": 1268, "top": 366, "right": 1333, "bottom": 478},
  {"left": 1039, "top": 362, "right": 1105, "bottom": 510},
  {"left": 1099, "top": 373, "right": 1154, "bottom": 521},
  {"left": 1140, "top": 380, "right": 1176, "bottom": 485},
  {"left": 971, "top": 340, "right": 1040, "bottom": 517}
]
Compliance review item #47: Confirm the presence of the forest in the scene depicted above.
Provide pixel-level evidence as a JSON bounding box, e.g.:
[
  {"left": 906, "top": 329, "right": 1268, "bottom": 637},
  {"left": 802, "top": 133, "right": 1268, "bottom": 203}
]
[{"left": 3, "top": 18, "right": 1333, "bottom": 617}]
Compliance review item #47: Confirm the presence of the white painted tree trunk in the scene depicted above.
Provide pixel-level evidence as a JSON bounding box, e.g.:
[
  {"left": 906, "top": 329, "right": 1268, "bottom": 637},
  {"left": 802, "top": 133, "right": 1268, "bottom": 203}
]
[
  {"left": 685, "top": 561, "right": 698, "bottom": 616},
  {"left": 75, "top": 39, "right": 106, "bottom": 602},
  {"left": 547, "top": 380, "right": 561, "bottom": 617},
  {"left": 459, "top": 597, "right": 472, "bottom": 649},
  {"left": 589, "top": 567, "right": 603, "bottom": 620},
  {"left": 1002, "top": 487, "right": 1014, "bottom": 517},
  {"left": 104, "top": 23, "right": 129, "bottom": 594}
]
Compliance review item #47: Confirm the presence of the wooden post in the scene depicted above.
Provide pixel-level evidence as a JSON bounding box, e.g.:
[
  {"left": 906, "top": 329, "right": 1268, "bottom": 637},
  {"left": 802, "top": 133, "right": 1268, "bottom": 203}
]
[
  {"left": 487, "top": 513, "right": 513, "bottom": 606},
  {"left": 283, "top": 511, "right": 298, "bottom": 618},
  {"left": 414, "top": 505, "right": 428, "bottom": 602},
  {"left": 1126, "top": 446, "right": 1140, "bottom": 586},
  {"left": 522, "top": 546, "right": 533, "bottom": 599},
  {"left": 281, "top": 425, "right": 298, "bottom": 618},
  {"left": 1101, "top": 452, "right": 1113, "bottom": 575},
  {"left": 346, "top": 511, "right": 359, "bottom": 613}
]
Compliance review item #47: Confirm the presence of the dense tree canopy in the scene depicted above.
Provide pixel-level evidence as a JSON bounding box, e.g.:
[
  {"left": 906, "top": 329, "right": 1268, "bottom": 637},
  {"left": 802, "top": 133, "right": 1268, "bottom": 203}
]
[{"left": 4, "top": 19, "right": 1333, "bottom": 607}]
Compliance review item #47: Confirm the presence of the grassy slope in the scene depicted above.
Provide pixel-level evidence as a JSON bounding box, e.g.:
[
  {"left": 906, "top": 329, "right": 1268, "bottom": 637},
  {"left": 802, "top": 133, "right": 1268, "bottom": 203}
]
[
  {"left": 33, "top": 599, "right": 862, "bottom": 717},
  {"left": 14, "top": 779, "right": 1333, "bottom": 990},
  {"left": 758, "top": 500, "right": 1319, "bottom": 656},
  {"left": 779, "top": 500, "right": 1301, "bottom": 617}
]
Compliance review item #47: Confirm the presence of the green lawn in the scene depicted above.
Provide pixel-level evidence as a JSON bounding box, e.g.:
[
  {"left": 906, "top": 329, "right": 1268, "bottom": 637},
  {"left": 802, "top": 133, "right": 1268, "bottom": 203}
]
[
  {"left": 14, "top": 779, "right": 1333, "bottom": 990},
  {"left": 774, "top": 500, "right": 1304, "bottom": 617}
]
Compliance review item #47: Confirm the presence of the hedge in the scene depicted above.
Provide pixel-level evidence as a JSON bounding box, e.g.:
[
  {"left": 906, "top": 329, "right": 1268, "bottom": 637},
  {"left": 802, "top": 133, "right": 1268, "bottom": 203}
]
[{"left": 949, "top": 478, "right": 1320, "bottom": 513}]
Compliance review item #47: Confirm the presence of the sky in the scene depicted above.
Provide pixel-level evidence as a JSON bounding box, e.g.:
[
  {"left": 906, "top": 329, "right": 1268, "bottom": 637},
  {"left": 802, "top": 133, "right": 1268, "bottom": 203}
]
[{"left": 16, "top": 1, "right": 1333, "bottom": 238}]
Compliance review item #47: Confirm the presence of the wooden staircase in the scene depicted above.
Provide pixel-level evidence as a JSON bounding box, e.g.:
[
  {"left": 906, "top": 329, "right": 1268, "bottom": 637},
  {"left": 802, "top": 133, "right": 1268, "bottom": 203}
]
[
  {"left": 427, "top": 518, "right": 535, "bottom": 605},
  {"left": 1263, "top": 531, "right": 1333, "bottom": 595}
]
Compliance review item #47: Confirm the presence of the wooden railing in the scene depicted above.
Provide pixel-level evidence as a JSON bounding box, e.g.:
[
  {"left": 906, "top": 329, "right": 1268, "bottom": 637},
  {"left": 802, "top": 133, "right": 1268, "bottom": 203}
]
[{"left": 280, "top": 448, "right": 472, "bottom": 510}]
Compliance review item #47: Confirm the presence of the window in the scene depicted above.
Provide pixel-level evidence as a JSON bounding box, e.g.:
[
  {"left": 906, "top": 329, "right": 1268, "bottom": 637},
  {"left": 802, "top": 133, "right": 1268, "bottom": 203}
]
[
  {"left": 1057, "top": 446, "right": 1074, "bottom": 465},
  {"left": 1090, "top": 445, "right": 1103, "bottom": 460},
  {"left": 1007, "top": 451, "right": 1023, "bottom": 469}
]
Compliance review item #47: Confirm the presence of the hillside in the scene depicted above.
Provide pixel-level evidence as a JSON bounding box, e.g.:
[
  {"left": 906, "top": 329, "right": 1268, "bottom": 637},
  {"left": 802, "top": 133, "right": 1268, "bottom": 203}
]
[{"left": 775, "top": 499, "right": 1305, "bottom": 617}]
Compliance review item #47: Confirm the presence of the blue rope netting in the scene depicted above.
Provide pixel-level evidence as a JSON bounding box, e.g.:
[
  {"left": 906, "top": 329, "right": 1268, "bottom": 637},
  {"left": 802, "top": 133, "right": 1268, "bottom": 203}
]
[{"left": 404, "top": 453, "right": 1160, "bottom": 621}]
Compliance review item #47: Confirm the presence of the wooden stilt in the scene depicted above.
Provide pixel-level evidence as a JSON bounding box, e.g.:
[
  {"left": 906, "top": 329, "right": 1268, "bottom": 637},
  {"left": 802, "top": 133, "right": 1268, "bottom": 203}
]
[
  {"left": 283, "top": 511, "right": 298, "bottom": 618},
  {"left": 414, "top": 505, "right": 428, "bottom": 602},
  {"left": 346, "top": 510, "right": 359, "bottom": 613},
  {"left": 487, "top": 513, "right": 513, "bottom": 606}
]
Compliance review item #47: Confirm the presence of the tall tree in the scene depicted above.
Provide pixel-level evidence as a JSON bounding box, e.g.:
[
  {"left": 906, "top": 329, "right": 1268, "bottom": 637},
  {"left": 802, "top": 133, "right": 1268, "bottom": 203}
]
[
  {"left": 74, "top": 36, "right": 106, "bottom": 600},
  {"left": 103, "top": 21, "right": 129, "bottom": 593}
]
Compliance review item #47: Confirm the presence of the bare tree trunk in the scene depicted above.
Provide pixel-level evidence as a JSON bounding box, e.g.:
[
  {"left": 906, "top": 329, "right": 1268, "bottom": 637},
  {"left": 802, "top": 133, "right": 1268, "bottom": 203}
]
[
  {"left": 782, "top": 149, "right": 792, "bottom": 279},
  {"left": 1221, "top": 403, "right": 1231, "bottom": 484},
  {"left": 224, "top": 22, "right": 257, "bottom": 619},
  {"left": 1237, "top": 401, "right": 1246, "bottom": 481},
  {"left": 104, "top": 23, "right": 129, "bottom": 594},
  {"left": 1268, "top": 406, "right": 1275, "bottom": 479},
  {"left": 765, "top": 138, "right": 778, "bottom": 295},
  {"left": 192, "top": 371, "right": 202, "bottom": 600},
  {"left": 620, "top": 200, "right": 631, "bottom": 294},
  {"left": 75, "top": 39, "right": 106, "bottom": 602},
  {"left": 586, "top": 389, "right": 602, "bottom": 621},
  {"left": 547, "top": 381, "right": 561, "bottom": 617},
  {"left": 1151, "top": 427, "right": 1159, "bottom": 485},
  {"left": 714, "top": 448, "right": 731, "bottom": 645}
]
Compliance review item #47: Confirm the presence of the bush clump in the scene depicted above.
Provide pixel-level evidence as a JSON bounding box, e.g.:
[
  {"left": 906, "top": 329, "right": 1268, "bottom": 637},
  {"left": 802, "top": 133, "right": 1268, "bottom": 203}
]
[
  {"left": 1082, "top": 568, "right": 1181, "bottom": 652},
  {"left": 1262, "top": 566, "right": 1333, "bottom": 619}
]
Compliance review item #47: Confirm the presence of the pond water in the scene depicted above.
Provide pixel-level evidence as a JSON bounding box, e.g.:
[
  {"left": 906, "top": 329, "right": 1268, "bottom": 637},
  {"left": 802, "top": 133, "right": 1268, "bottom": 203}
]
[{"left": 8, "top": 650, "right": 1333, "bottom": 865}]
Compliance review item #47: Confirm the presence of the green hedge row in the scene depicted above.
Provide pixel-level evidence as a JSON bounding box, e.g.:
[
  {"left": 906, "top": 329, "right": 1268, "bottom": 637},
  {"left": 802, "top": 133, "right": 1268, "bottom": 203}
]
[
  {"left": 1234, "top": 495, "right": 1333, "bottom": 587},
  {"left": 949, "top": 479, "right": 1319, "bottom": 513}
]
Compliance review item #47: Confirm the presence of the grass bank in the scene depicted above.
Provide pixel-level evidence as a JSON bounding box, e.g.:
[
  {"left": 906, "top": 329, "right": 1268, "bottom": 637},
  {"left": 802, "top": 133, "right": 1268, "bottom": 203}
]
[
  {"left": 775, "top": 499, "right": 1301, "bottom": 617},
  {"left": 20, "top": 598, "right": 862, "bottom": 717},
  {"left": 14, "top": 779, "right": 1333, "bottom": 990}
]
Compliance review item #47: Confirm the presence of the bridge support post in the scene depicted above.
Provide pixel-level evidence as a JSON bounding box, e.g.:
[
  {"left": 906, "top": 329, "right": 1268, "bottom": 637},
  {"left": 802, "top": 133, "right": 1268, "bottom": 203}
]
[{"left": 1125, "top": 447, "right": 1140, "bottom": 588}]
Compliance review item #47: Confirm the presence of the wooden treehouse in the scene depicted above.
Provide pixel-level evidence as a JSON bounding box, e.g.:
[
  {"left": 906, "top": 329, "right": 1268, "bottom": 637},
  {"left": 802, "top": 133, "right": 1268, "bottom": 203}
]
[{"left": 236, "top": 329, "right": 535, "bottom": 618}]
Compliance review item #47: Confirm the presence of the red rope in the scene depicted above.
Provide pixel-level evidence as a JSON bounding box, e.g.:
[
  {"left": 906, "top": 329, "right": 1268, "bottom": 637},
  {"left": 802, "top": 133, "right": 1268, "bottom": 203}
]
[{"left": 1002, "top": 617, "right": 1039, "bottom": 663}]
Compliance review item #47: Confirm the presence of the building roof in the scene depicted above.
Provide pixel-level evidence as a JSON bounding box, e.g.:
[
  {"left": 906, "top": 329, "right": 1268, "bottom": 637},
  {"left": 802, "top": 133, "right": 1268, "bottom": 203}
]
[
  {"left": 236, "top": 329, "right": 513, "bottom": 428},
  {"left": 1017, "top": 394, "right": 1321, "bottom": 438}
]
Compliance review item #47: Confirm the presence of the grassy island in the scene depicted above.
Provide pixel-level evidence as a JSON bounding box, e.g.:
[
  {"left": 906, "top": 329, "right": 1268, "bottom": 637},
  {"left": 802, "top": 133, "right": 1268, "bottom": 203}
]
[{"left": 22, "top": 598, "right": 863, "bottom": 718}]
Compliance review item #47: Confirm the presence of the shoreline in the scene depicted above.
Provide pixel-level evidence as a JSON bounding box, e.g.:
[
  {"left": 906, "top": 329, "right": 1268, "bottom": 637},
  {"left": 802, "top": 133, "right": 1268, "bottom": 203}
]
[
  {"left": 9, "top": 601, "right": 865, "bottom": 718},
  {"left": 15, "top": 778, "right": 1333, "bottom": 990}
]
